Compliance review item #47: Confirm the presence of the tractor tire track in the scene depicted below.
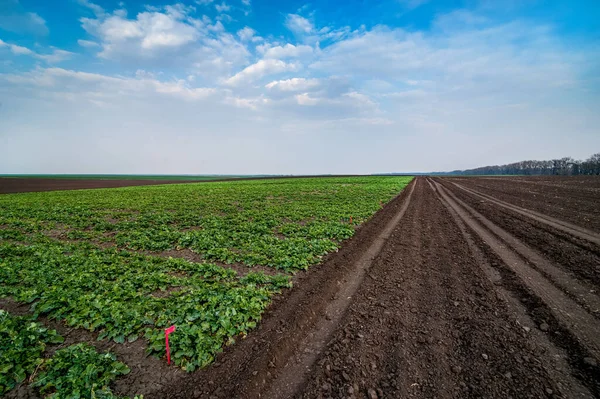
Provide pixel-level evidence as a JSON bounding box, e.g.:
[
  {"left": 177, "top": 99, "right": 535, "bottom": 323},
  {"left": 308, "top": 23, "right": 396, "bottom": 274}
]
[
  {"left": 432, "top": 179, "right": 600, "bottom": 318},
  {"left": 440, "top": 179, "right": 600, "bottom": 292},
  {"left": 429, "top": 178, "right": 600, "bottom": 394},
  {"left": 449, "top": 181, "right": 600, "bottom": 246},
  {"left": 298, "top": 178, "right": 568, "bottom": 399},
  {"left": 444, "top": 176, "right": 600, "bottom": 232},
  {"left": 260, "top": 171, "right": 417, "bottom": 399},
  {"left": 429, "top": 180, "right": 594, "bottom": 399}
]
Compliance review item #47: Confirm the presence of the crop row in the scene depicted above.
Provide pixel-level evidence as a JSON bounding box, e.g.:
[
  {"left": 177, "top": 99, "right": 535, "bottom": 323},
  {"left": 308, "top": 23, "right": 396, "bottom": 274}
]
[
  {"left": 0, "top": 240, "right": 290, "bottom": 371},
  {"left": 1, "top": 310, "right": 131, "bottom": 398},
  {"left": 0, "top": 177, "right": 411, "bottom": 271}
]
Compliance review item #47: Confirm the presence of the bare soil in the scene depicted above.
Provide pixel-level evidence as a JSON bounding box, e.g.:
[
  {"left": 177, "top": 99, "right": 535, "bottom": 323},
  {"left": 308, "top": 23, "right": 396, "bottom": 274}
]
[
  {"left": 0, "top": 175, "right": 369, "bottom": 194},
  {"left": 444, "top": 176, "right": 600, "bottom": 232},
  {"left": 297, "top": 177, "right": 593, "bottom": 399},
  {"left": 0, "top": 178, "right": 202, "bottom": 194}
]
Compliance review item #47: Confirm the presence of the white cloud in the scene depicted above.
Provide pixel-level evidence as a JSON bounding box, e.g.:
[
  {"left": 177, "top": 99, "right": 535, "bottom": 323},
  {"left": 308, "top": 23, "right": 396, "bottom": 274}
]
[
  {"left": 343, "top": 91, "right": 377, "bottom": 108},
  {"left": 290, "top": 90, "right": 377, "bottom": 109},
  {"left": 192, "top": 31, "right": 251, "bottom": 77},
  {"left": 0, "top": 68, "right": 289, "bottom": 175},
  {"left": 263, "top": 44, "right": 313, "bottom": 59},
  {"left": 285, "top": 14, "right": 313, "bottom": 35},
  {"left": 266, "top": 78, "right": 320, "bottom": 91},
  {"left": 344, "top": 117, "right": 394, "bottom": 125},
  {"left": 77, "top": 0, "right": 105, "bottom": 17},
  {"left": 215, "top": 2, "right": 231, "bottom": 12},
  {"left": 224, "top": 95, "right": 268, "bottom": 110},
  {"left": 295, "top": 93, "right": 318, "bottom": 106},
  {"left": 37, "top": 49, "right": 74, "bottom": 63},
  {"left": 81, "top": 6, "right": 200, "bottom": 60},
  {"left": 26, "top": 12, "right": 47, "bottom": 31},
  {"left": 237, "top": 26, "right": 255, "bottom": 41},
  {"left": 241, "top": 0, "right": 251, "bottom": 5},
  {"left": 0, "top": 40, "right": 73, "bottom": 63},
  {"left": 2, "top": 67, "right": 217, "bottom": 102},
  {"left": 384, "top": 89, "right": 429, "bottom": 99},
  {"left": 309, "top": 22, "right": 586, "bottom": 95},
  {"left": 225, "top": 59, "right": 300, "bottom": 86},
  {"left": 6, "top": 43, "right": 34, "bottom": 55},
  {"left": 79, "top": 4, "right": 251, "bottom": 78},
  {"left": 2, "top": 5, "right": 599, "bottom": 174},
  {"left": 78, "top": 39, "right": 100, "bottom": 48}
]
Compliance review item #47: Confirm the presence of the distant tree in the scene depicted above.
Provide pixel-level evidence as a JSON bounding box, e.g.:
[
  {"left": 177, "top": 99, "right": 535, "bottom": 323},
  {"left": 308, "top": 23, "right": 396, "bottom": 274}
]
[
  {"left": 570, "top": 160, "right": 581, "bottom": 176},
  {"left": 589, "top": 153, "right": 600, "bottom": 175},
  {"left": 443, "top": 152, "right": 599, "bottom": 176}
]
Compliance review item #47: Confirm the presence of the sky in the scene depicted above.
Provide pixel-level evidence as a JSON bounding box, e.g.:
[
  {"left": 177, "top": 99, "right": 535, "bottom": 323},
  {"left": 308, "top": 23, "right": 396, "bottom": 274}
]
[{"left": 0, "top": 0, "right": 599, "bottom": 174}]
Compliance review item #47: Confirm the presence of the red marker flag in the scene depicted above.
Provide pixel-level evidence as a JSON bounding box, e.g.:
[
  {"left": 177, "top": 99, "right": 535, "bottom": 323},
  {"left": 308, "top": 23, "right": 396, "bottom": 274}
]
[{"left": 165, "top": 325, "right": 176, "bottom": 365}]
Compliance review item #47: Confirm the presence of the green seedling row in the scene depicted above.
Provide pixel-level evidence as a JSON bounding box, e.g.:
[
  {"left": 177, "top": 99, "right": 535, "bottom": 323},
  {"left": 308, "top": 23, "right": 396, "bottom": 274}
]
[
  {"left": 0, "top": 177, "right": 411, "bottom": 271},
  {"left": 0, "top": 242, "right": 291, "bottom": 371},
  {"left": 0, "top": 310, "right": 63, "bottom": 394},
  {"left": 1, "top": 311, "right": 131, "bottom": 398}
]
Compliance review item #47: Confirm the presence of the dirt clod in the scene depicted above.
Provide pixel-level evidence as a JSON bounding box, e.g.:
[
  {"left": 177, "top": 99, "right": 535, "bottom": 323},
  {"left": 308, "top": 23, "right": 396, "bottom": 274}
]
[{"left": 583, "top": 357, "right": 597, "bottom": 367}]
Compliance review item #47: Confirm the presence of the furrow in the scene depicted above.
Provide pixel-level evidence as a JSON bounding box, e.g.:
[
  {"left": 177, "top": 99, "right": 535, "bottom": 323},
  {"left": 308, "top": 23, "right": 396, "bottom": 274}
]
[
  {"left": 262, "top": 177, "right": 417, "bottom": 399},
  {"left": 430, "top": 179, "right": 600, "bottom": 362},
  {"left": 451, "top": 181, "right": 600, "bottom": 245},
  {"left": 435, "top": 180, "right": 600, "bottom": 318}
]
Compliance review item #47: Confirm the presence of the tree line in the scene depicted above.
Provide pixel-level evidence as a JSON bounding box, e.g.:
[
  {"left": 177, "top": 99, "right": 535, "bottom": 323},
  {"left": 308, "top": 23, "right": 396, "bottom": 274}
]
[{"left": 443, "top": 152, "right": 600, "bottom": 176}]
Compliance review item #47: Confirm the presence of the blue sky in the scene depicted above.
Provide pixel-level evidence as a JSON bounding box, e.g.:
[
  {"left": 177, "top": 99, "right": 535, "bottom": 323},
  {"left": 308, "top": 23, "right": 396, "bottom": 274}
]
[{"left": 0, "top": 0, "right": 599, "bottom": 174}]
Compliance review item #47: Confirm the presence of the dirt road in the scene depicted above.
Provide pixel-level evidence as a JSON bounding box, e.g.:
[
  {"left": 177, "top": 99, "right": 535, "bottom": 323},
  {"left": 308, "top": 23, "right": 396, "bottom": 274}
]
[{"left": 155, "top": 176, "right": 599, "bottom": 399}]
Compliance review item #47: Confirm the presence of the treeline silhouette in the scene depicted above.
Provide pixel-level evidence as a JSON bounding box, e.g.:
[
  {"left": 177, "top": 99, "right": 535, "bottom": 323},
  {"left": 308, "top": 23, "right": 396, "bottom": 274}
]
[{"left": 445, "top": 152, "right": 600, "bottom": 176}]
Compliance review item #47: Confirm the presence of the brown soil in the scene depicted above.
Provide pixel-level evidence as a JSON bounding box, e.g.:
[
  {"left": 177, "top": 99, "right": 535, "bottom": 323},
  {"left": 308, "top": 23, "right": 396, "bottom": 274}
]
[
  {"left": 444, "top": 176, "right": 600, "bottom": 232},
  {"left": 438, "top": 179, "right": 600, "bottom": 294},
  {"left": 2, "top": 175, "right": 600, "bottom": 399},
  {"left": 297, "top": 178, "right": 586, "bottom": 399},
  {"left": 0, "top": 175, "right": 370, "bottom": 194},
  {"left": 0, "top": 178, "right": 202, "bottom": 194}
]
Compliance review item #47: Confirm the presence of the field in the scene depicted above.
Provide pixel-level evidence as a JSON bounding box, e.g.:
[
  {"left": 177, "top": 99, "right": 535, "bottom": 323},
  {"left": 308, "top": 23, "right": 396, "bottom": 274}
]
[
  {"left": 0, "top": 176, "right": 245, "bottom": 194},
  {"left": 0, "top": 175, "right": 360, "bottom": 194},
  {"left": 1, "top": 175, "right": 599, "bottom": 398},
  {"left": 0, "top": 176, "right": 412, "bottom": 398}
]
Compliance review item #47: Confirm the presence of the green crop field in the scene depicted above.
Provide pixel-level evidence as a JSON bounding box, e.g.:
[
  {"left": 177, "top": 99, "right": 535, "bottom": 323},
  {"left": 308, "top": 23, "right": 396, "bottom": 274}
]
[{"left": 0, "top": 176, "right": 412, "bottom": 397}]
